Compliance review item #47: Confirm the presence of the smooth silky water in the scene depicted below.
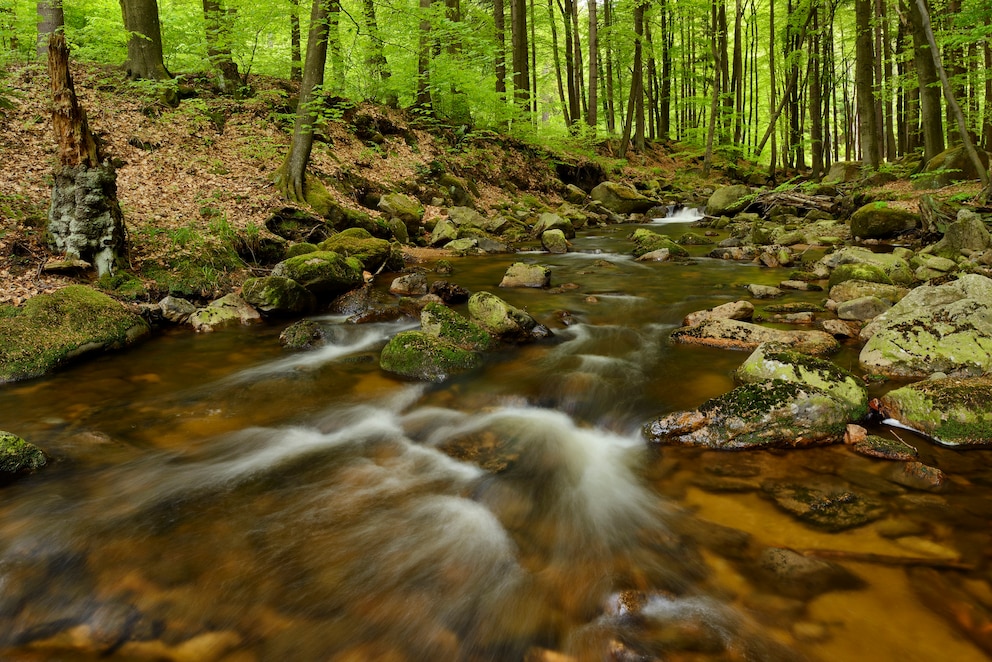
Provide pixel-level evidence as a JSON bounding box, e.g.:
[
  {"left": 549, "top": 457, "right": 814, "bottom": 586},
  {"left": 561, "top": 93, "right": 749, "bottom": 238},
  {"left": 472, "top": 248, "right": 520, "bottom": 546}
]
[{"left": 1, "top": 214, "right": 991, "bottom": 661}]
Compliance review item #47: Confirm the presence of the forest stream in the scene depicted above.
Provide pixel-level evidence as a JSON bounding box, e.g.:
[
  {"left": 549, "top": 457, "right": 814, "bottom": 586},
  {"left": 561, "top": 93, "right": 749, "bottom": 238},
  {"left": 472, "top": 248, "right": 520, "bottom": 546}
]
[{"left": 2, "top": 211, "right": 991, "bottom": 661}]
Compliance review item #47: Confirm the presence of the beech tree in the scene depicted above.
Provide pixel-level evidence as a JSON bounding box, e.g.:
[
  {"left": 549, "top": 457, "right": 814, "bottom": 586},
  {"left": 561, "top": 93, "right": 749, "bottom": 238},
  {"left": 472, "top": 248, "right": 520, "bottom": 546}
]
[
  {"left": 119, "top": 0, "right": 170, "bottom": 80},
  {"left": 36, "top": 0, "right": 64, "bottom": 56},
  {"left": 202, "top": 0, "right": 240, "bottom": 92}
]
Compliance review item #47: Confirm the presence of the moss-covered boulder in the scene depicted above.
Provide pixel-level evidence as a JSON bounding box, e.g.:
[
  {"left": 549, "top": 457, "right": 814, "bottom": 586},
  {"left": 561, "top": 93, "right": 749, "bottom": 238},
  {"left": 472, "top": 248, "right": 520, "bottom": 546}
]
[
  {"left": 378, "top": 193, "right": 424, "bottom": 231},
  {"left": 736, "top": 343, "right": 867, "bottom": 417},
  {"left": 631, "top": 229, "right": 689, "bottom": 258},
  {"left": 499, "top": 262, "right": 551, "bottom": 288},
  {"left": 828, "top": 263, "right": 893, "bottom": 289},
  {"left": 286, "top": 242, "right": 319, "bottom": 258},
  {"left": 0, "top": 286, "right": 150, "bottom": 383},
  {"left": 880, "top": 376, "right": 992, "bottom": 447},
  {"left": 683, "top": 300, "right": 754, "bottom": 327},
  {"left": 279, "top": 319, "right": 326, "bottom": 351},
  {"left": 421, "top": 302, "right": 493, "bottom": 351},
  {"left": 705, "top": 185, "right": 752, "bottom": 216},
  {"left": 643, "top": 380, "right": 851, "bottom": 450},
  {"left": 532, "top": 212, "right": 575, "bottom": 239},
  {"left": 914, "top": 145, "right": 991, "bottom": 189},
  {"left": 822, "top": 161, "right": 863, "bottom": 184},
  {"left": 379, "top": 330, "right": 481, "bottom": 382},
  {"left": 818, "top": 246, "right": 914, "bottom": 285},
  {"left": 850, "top": 202, "right": 919, "bottom": 239},
  {"left": 828, "top": 279, "right": 909, "bottom": 304},
  {"left": 670, "top": 318, "right": 839, "bottom": 356},
  {"left": 189, "top": 294, "right": 262, "bottom": 332},
  {"left": 931, "top": 209, "right": 991, "bottom": 258},
  {"left": 430, "top": 217, "right": 460, "bottom": 246},
  {"left": 272, "top": 251, "right": 364, "bottom": 299},
  {"left": 860, "top": 273, "right": 992, "bottom": 378},
  {"left": 0, "top": 431, "right": 47, "bottom": 474},
  {"left": 541, "top": 229, "right": 569, "bottom": 254},
  {"left": 468, "top": 291, "right": 550, "bottom": 342},
  {"left": 242, "top": 276, "right": 316, "bottom": 316},
  {"left": 677, "top": 231, "right": 714, "bottom": 246},
  {"left": 318, "top": 228, "right": 403, "bottom": 272},
  {"left": 590, "top": 181, "right": 656, "bottom": 215}
]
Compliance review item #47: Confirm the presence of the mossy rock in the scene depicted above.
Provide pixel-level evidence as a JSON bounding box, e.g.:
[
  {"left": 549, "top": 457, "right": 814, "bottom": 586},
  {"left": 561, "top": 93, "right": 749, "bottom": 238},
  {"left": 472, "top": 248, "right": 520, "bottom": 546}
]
[
  {"left": 265, "top": 206, "right": 331, "bottom": 242},
  {"left": 532, "top": 212, "right": 575, "bottom": 239},
  {"left": 828, "top": 280, "right": 909, "bottom": 304},
  {"left": 914, "top": 145, "right": 991, "bottom": 189},
  {"left": 764, "top": 480, "right": 886, "bottom": 532},
  {"left": 850, "top": 202, "right": 919, "bottom": 239},
  {"left": 819, "top": 247, "right": 915, "bottom": 285},
  {"left": 379, "top": 330, "right": 481, "bottom": 382},
  {"left": 467, "top": 291, "right": 548, "bottom": 342},
  {"left": 378, "top": 192, "right": 424, "bottom": 227},
  {"left": 272, "top": 251, "right": 364, "bottom": 299},
  {"left": 318, "top": 228, "right": 403, "bottom": 272},
  {"left": 880, "top": 376, "right": 992, "bottom": 447},
  {"left": 279, "top": 319, "right": 326, "bottom": 351},
  {"left": 541, "top": 229, "right": 569, "bottom": 254},
  {"left": 242, "top": 276, "right": 316, "bottom": 316},
  {"left": 0, "top": 286, "right": 150, "bottom": 383},
  {"left": 421, "top": 301, "right": 494, "bottom": 351},
  {"left": 677, "top": 231, "right": 714, "bottom": 246},
  {"left": 0, "top": 431, "right": 47, "bottom": 474},
  {"left": 630, "top": 229, "right": 689, "bottom": 258},
  {"left": 828, "top": 263, "right": 893, "bottom": 289},
  {"left": 286, "top": 242, "right": 319, "bottom": 258},
  {"left": 705, "top": 185, "right": 752, "bottom": 216},
  {"left": 590, "top": 181, "right": 656, "bottom": 214}
]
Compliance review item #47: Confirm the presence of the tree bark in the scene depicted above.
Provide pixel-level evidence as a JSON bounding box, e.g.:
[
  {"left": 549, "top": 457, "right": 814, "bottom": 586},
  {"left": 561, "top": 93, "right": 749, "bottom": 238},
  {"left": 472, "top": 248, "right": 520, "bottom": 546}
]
[
  {"left": 202, "top": 0, "right": 240, "bottom": 93},
  {"left": 560, "top": 0, "right": 578, "bottom": 126},
  {"left": 604, "top": 0, "right": 616, "bottom": 134},
  {"left": 328, "top": 0, "right": 343, "bottom": 94},
  {"left": 620, "top": 0, "right": 645, "bottom": 156},
  {"left": 290, "top": 0, "right": 302, "bottom": 81},
  {"left": 586, "top": 0, "right": 597, "bottom": 131},
  {"left": 548, "top": 0, "right": 569, "bottom": 125},
  {"left": 856, "top": 0, "right": 880, "bottom": 169},
  {"left": 703, "top": 0, "right": 721, "bottom": 176},
  {"left": 495, "top": 0, "right": 507, "bottom": 99},
  {"left": 119, "top": 0, "right": 170, "bottom": 80},
  {"left": 511, "top": 0, "right": 529, "bottom": 109},
  {"left": 37, "top": 0, "right": 64, "bottom": 57},
  {"left": 659, "top": 0, "right": 671, "bottom": 140},
  {"left": 905, "top": 0, "right": 943, "bottom": 162},
  {"left": 415, "top": 0, "right": 432, "bottom": 110},
  {"left": 362, "top": 0, "right": 394, "bottom": 104},
  {"left": 809, "top": 1, "right": 824, "bottom": 179}
]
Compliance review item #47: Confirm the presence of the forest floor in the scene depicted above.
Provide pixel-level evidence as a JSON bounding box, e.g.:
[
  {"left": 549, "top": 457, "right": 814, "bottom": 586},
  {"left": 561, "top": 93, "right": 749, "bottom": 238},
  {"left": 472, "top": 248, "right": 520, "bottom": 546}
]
[{"left": 0, "top": 60, "right": 981, "bottom": 307}]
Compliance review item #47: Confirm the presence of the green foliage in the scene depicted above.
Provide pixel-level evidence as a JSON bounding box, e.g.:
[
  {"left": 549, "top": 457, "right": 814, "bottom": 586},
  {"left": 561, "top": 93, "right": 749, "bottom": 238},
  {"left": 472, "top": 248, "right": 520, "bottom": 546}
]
[{"left": 138, "top": 221, "right": 244, "bottom": 297}]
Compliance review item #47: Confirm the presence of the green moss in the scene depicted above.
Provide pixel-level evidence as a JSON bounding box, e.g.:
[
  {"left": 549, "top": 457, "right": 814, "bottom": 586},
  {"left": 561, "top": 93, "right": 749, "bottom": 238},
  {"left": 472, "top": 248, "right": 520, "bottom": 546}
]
[
  {"left": 379, "top": 330, "right": 482, "bottom": 382},
  {"left": 765, "top": 303, "right": 827, "bottom": 313},
  {"left": 829, "top": 263, "right": 893, "bottom": 289},
  {"left": 286, "top": 242, "right": 319, "bottom": 258},
  {"left": 97, "top": 272, "right": 148, "bottom": 300},
  {"left": 318, "top": 231, "right": 394, "bottom": 271},
  {"left": 0, "top": 431, "right": 47, "bottom": 473},
  {"left": 702, "top": 380, "right": 807, "bottom": 420},
  {"left": 421, "top": 302, "right": 494, "bottom": 350},
  {"left": 630, "top": 229, "right": 690, "bottom": 258}
]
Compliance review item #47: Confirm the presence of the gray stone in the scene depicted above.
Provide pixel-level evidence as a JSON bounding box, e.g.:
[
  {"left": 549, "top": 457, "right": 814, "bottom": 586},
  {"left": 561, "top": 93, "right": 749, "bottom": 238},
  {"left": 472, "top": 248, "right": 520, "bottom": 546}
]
[
  {"left": 828, "top": 280, "right": 909, "bottom": 304},
  {"left": 914, "top": 145, "right": 991, "bottom": 189},
  {"left": 671, "top": 318, "right": 839, "bottom": 356},
  {"left": 378, "top": 193, "right": 424, "bottom": 229},
  {"left": 189, "top": 294, "right": 261, "bottom": 332},
  {"left": 541, "top": 229, "right": 569, "bottom": 254},
  {"left": 932, "top": 209, "right": 991, "bottom": 258},
  {"left": 850, "top": 202, "right": 919, "bottom": 239},
  {"left": 468, "top": 291, "right": 550, "bottom": 342},
  {"left": 818, "top": 247, "right": 914, "bottom": 285},
  {"left": 389, "top": 271, "right": 428, "bottom": 296},
  {"left": 836, "top": 296, "right": 891, "bottom": 321},
  {"left": 746, "top": 284, "right": 784, "bottom": 299},
  {"left": 705, "top": 185, "right": 752, "bottom": 216},
  {"left": 631, "top": 229, "right": 689, "bottom": 258},
  {"left": 533, "top": 212, "right": 575, "bottom": 239},
  {"left": 499, "top": 262, "right": 551, "bottom": 288},
  {"left": 241, "top": 276, "right": 316, "bottom": 316},
  {"left": 635, "top": 248, "right": 671, "bottom": 262},
  {"left": 682, "top": 300, "right": 754, "bottom": 327},
  {"left": 272, "top": 251, "right": 364, "bottom": 298},
  {"left": 822, "top": 161, "right": 863, "bottom": 184},
  {"left": 159, "top": 296, "right": 197, "bottom": 323},
  {"left": 430, "top": 217, "right": 459, "bottom": 246},
  {"left": 590, "top": 181, "right": 656, "bottom": 214}
]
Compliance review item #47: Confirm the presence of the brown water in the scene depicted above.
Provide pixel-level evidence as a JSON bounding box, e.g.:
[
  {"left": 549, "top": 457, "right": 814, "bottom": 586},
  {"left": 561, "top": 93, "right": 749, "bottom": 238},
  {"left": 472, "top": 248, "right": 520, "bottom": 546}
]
[{"left": 1, "top": 216, "right": 991, "bottom": 661}]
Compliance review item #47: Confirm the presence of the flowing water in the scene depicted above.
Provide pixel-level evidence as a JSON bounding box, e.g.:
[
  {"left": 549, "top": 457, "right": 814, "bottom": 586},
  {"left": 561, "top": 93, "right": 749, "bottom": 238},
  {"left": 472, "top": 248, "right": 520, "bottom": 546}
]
[{"left": 1, "top": 214, "right": 991, "bottom": 661}]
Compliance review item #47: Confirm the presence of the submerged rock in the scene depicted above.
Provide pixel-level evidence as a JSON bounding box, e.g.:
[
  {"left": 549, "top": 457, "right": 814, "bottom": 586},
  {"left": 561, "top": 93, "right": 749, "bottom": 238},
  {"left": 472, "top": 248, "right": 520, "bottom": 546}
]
[
  {"left": 682, "top": 300, "right": 754, "bottom": 327},
  {"left": 644, "top": 380, "right": 851, "bottom": 449},
  {"left": 0, "top": 431, "right": 47, "bottom": 474},
  {"left": 763, "top": 480, "right": 887, "bottom": 531},
  {"left": 499, "top": 262, "right": 551, "bottom": 288},
  {"left": 468, "top": 291, "right": 551, "bottom": 342},
  {"left": 670, "top": 318, "right": 839, "bottom": 356},
  {"left": 0, "top": 285, "right": 149, "bottom": 383},
  {"left": 879, "top": 375, "right": 992, "bottom": 447},
  {"left": 752, "top": 547, "right": 864, "bottom": 600},
  {"left": 860, "top": 273, "right": 992, "bottom": 378},
  {"left": 279, "top": 319, "right": 326, "bottom": 350},
  {"left": 379, "top": 330, "right": 481, "bottom": 382}
]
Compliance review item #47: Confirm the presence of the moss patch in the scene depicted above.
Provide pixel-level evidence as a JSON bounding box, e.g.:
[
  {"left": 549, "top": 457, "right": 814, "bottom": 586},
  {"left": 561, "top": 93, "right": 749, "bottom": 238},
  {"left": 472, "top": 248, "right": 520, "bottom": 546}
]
[
  {"left": 0, "top": 431, "right": 47, "bottom": 473},
  {"left": 421, "top": 302, "right": 494, "bottom": 350},
  {"left": 379, "top": 330, "right": 482, "bottom": 382}
]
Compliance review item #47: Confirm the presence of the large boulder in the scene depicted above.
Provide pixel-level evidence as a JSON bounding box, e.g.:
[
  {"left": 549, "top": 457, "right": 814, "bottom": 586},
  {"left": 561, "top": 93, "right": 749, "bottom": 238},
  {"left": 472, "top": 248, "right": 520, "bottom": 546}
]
[
  {"left": 879, "top": 376, "right": 992, "bottom": 447},
  {"left": 736, "top": 343, "right": 867, "bottom": 417},
  {"left": 849, "top": 202, "right": 919, "bottom": 239},
  {"left": 631, "top": 229, "right": 689, "bottom": 258},
  {"left": 822, "top": 161, "right": 862, "bottom": 184},
  {"left": 0, "top": 431, "right": 47, "bottom": 474},
  {"left": 705, "top": 185, "right": 751, "bottom": 216},
  {"left": 378, "top": 193, "right": 424, "bottom": 232},
  {"left": 817, "top": 246, "right": 914, "bottom": 285},
  {"left": 0, "top": 285, "right": 149, "bottom": 383},
  {"left": 931, "top": 209, "right": 991, "bottom": 258},
  {"left": 430, "top": 217, "right": 460, "bottom": 246},
  {"left": 643, "top": 380, "right": 852, "bottom": 450},
  {"left": 590, "top": 182, "right": 656, "bottom": 214},
  {"left": 272, "top": 251, "right": 364, "bottom": 298},
  {"left": 828, "top": 280, "right": 909, "bottom": 304},
  {"left": 532, "top": 212, "right": 575, "bottom": 239},
  {"left": 541, "top": 229, "right": 569, "bottom": 254},
  {"left": 499, "top": 262, "right": 551, "bottom": 288},
  {"left": 860, "top": 273, "right": 992, "bottom": 378},
  {"left": 468, "top": 291, "right": 550, "bottom": 342},
  {"left": 421, "top": 302, "right": 493, "bottom": 351},
  {"left": 670, "top": 318, "right": 839, "bottom": 356},
  {"left": 189, "top": 294, "right": 261, "bottom": 332},
  {"left": 682, "top": 300, "right": 754, "bottom": 327},
  {"left": 914, "top": 145, "right": 991, "bottom": 189},
  {"left": 318, "top": 228, "right": 402, "bottom": 273},
  {"left": 379, "top": 330, "right": 481, "bottom": 382},
  {"left": 241, "top": 276, "right": 316, "bottom": 316}
]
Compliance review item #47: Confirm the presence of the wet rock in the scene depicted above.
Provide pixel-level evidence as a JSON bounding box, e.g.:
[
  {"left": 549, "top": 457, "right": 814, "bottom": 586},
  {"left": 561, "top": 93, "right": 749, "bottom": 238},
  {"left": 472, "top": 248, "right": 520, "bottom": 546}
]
[
  {"left": 591, "top": 181, "right": 656, "bottom": 214},
  {"left": 879, "top": 375, "right": 992, "bottom": 447},
  {"left": 378, "top": 192, "right": 424, "bottom": 232},
  {"left": 636, "top": 248, "right": 671, "bottom": 262},
  {"left": 499, "top": 262, "right": 552, "bottom": 288},
  {"left": 818, "top": 247, "right": 915, "bottom": 286},
  {"left": 820, "top": 319, "right": 860, "bottom": 338},
  {"left": 389, "top": 271, "right": 428, "bottom": 296},
  {"left": 468, "top": 291, "right": 551, "bottom": 342},
  {"left": 0, "top": 286, "right": 150, "bottom": 382},
  {"left": 850, "top": 202, "right": 919, "bottom": 239},
  {"left": 931, "top": 209, "right": 992, "bottom": 258},
  {"left": 541, "top": 229, "right": 569, "bottom": 254},
  {"left": 735, "top": 342, "right": 867, "bottom": 415},
  {"left": 860, "top": 274, "right": 992, "bottom": 378},
  {"left": 677, "top": 231, "right": 714, "bottom": 246},
  {"left": 329, "top": 283, "right": 399, "bottom": 322},
  {"left": 0, "top": 431, "right": 47, "bottom": 474},
  {"left": 188, "top": 294, "right": 261, "bottom": 332},
  {"left": 837, "top": 295, "right": 891, "bottom": 321},
  {"left": 428, "top": 279, "right": 470, "bottom": 304},
  {"left": 446, "top": 237, "right": 481, "bottom": 255},
  {"left": 779, "top": 280, "right": 821, "bottom": 291},
  {"left": 159, "top": 295, "right": 197, "bottom": 324},
  {"left": 846, "top": 432, "right": 919, "bottom": 461},
  {"left": 705, "top": 184, "right": 752, "bottom": 216},
  {"left": 318, "top": 228, "right": 402, "bottom": 272},
  {"left": 379, "top": 330, "right": 481, "bottom": 382},
  {"left": 533, "top": 212, "right": 575, "bottom": 239},
  {"left": 272, "top": 251, "right": 364, "bottom": 299},
  {"left": 644, "top": 380, "right": 851, "bottom": 449},
  {"left": 421, "top": 301, "right": 494, "bottom": 351},
  {"left": 746, "top": 284, "right": 783, "bottom": 299},
  {"left": 886, "top": 461, "right": 948, "bottom": 492},
  {"left": 279, "top": 320, "right": 326, "bottom": 350},
  {"left": 241, "top": 275, "right": 316, "bottom": 316},
  {"left": 828, "top": 279, "right": 909, "bottom": 304},
  {"left": 752, "top": 547, "right": 864, "bottom": 600},
  {"left": 429, "top": 216, "right": 459, "bottom": 246},
  {"left": 763, "top": 480, "right": 887, "bottom": 531},
  {"left": 670, "top": 318, "right": 839, "bottom": 356},
  {"left": 828, "top": 262, "right": 894, "bottom": 289},
  {"left": 682, "top": 300, "right": 754, "bottom": 327},
  {"left": 631, "top": 229, "right": 689, "bottom": 259}
]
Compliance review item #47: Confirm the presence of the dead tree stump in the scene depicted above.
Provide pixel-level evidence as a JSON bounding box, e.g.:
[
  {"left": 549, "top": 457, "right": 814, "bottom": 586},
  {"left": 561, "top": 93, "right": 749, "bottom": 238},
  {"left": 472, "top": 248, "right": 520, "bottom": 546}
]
[{"left": 47, "top": 31, "right": 125, "bottom": 276}]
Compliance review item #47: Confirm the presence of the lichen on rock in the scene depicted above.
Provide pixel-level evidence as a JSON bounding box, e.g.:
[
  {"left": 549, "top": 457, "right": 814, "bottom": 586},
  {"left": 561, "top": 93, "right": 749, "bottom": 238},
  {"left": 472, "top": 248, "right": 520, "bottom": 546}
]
[{"left": 379, "top": 330, "right": 481, "bottom": 382}]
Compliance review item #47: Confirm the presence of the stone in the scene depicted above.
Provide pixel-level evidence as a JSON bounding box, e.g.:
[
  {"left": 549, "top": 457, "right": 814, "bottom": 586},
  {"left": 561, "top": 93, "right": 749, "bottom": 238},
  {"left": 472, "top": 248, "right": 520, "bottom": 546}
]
[
  {"left": 445, "top": 238, "right": 480, "bottom": 255},
  {"left": 635, "top": 248, "right": 671, "bottom": 262},
  {"left": 499, "top": 262, "right": 551, "bottom": 288},
  {"left": 914, "top": 145, "right": 991, "bottom": 189},
  {"left": 670, "top": 318, "right": 839, "bottom": 356},
  {"left": 389, "top": 271, "right": 428, "bottom": 296},
  {"left": 836, "top": 296, "right": 891, "bottom": 321},
  {"left": 828, "top": 280, "right": 909, "bottom": 304},
  {"left": 563, "top": 184, "right": 586, "bottom": 204},
  {"left": 265, "top": 206, "right": 330, "bottom": 242},
  {"left": 847, "top": 434, "right": 918, "bottom": 461},
  {"left": 682, "top": 300, "right": 755, "bottom": 327},
  {"left": 879, "top": 375, "right": 992, "bottom": 447},
  {"left": 821, "top": 319, "right": 859, "bottom": 338},
  {"left": 850, "top": 202, "right": 919, "bottom": 239},
  {"left": 377, "top": 192, "right": 424, "bottom": 230},
  {"left": 241, "top": 276, "right": 316, "bottom": 316},
  {"left": 318, "top": 228, "right": 402, "bottom": 273},
  {"left": 860, "top": 274, "right": 992, "bottom": 378},
  {"left": 0, "top": 286, "right": 149, "bottom": 383},
  {"left": 533, "top": 212, "right": 575, "bottom": 239},
  {"left": 428, "top": 280, "right": 470, "bottom": 304},
  {"left": 818, "top": 247, "right": 914, "bottom": 285},
  {"left": 379, "top": 330, "right": 481, "bottom": 382},
  {"left": 931, "top": 209, "right": 992, "bottom": 258},
  {"left": 735, "top": 342, "right": 867, "bottom": 416},
  {"left": 272, "top": 251, "right": 364, "bottom": 299},
  {"left": 189, "top": 294, "right": 261, "bottom": 332},
  {"left": 468, "top": 291, "right": 551, "bottom": 342},
  {"left": 286, "top": 242, "right": 319, "bottom": 258},
  {"left": 329, "top": 283, "right": 398, "bottom": 321},
  {"left": 705, "top": 184, "right": 752, "bottom": 216},
  {"left": 630, "top": 229, "right": 689, "bottom": 258},
  {"left": 764, "top": 480, "right": 887, "bottom": 531},
  {"left": 590, "top": 181, "right": 656, "bottom": 214},
  {"left": 279, "top": 319, "right": 326, "bottom": 350},
  {"left": 746, "top": 284, "right": 783, "bottom": 299},
  {"left": 886, "top": 461, "right": 947, "bottom": 491},
  {"left": 541, "top": 229, "right": 569, "bottom": 254},
  {"left": 158, "top": 295, "right": 197, "bottom": 323},
  {"left": 828, "top": 263, "right": 894, "bottom": 289},
  {"left": 0, "top": 431, "right": 47, "bottom": 474},
  {"left": 430, "top": 217, "right": 460, "bottom": 246},
  {"left": 753, "top": 547, "right": 864, "bottom": 600},
  {"left": 822, "top": 161, "right": 863, "bottom": 184},
  {"left": 644, "top": 380, "right": 852, "bottom": 449},
  {"left": 421, "top": 301, "right": 494, "bottom": 351},
  {"left": 677, "top": 231, "right": 714, "bottom": 246}
]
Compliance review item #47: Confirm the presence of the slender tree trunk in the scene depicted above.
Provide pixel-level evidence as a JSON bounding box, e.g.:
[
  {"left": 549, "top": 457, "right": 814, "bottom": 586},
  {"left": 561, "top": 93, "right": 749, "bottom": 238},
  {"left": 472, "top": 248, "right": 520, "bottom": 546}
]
[
  {"left": 327, "top": 0, "right": 343, "bottom": 94},
  {"left": 415, "top": 0, "right": 432, "bottom": 110},
  {"left": 905, "top": 0, "right": 943, "bottom": 161},
  {"left": 731, "top": 0, "right": 743, "bottom": 143},
  {"left": 570, "top": 0, "right": 584, "bottom": 122},
  {"left": 511, "top": 0, "right": 530, "bottom": 109},
  {"left": 548, "top": 0, "right": 569, "bottom": 125},
  {"left": 202, "top": 0, "right": 240, "bottom": 93},
  {"left": 703, "top": 0, "right": 721, "bottom": 175},
  {"left": 604, "top": 0, "right": 616, "bottom": 133},
  {"left": 659, "top": 0, "right": 672, "bottom": 140},
  {"left": 559, "top": 0, "right": 578, "bottom": 127},
  {"left": 1, "top": 5, "right": 18, "bottom": 53},
  {"left": 810, "top": 1, "right": 824, "bottom": 178},
  {"left": 530, "top": 0, "right": 537, "bottom": 118},
  {"left": 620, "top": 0, "right": 644, "bottom": 156},
  {"left": 856, "top": 0, "right": 880, "bottom": 168},
  {"left": 984, "top": 20, "right": 992, "bottom": 151},
  {"left": 37, "top": 0, "right": 64, "bottom": 57},
  {"left": 119, "top": 0, "right": 171, "bottom": 80},
  {"left": 768, "top": 0, "right": 776, "bottom": 179},
  {"left": 587, "top": 0, "right": 598, "bottom": 131},
  {"left": 363, "top": 0, "right": 394, "bottom": 103},
  {"left": 878, "top": 0, "right": 896, "bottom": 160},
  {"left": 290, "top": 0, "right": 302, "bottom": 81}
]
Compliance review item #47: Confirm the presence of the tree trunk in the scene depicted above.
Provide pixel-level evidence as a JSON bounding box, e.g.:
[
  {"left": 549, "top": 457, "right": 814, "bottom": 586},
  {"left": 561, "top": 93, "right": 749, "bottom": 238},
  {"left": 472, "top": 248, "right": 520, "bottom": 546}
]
[
  {"left": 511, "top": 0, "right": 529, "bottom": 109},
  {"left": 984, "top": 20, "right": 992, "bottom": 151},
  {"left": 37, "top": 0, "right": 64, "bottom": 57},
  {"left": 905, "top": 0, "right": 943, "bottom": 162},
  {"left": 415, "top": 0, "right": 432, "bottom": 110},
  {"left": 620, "top": 0, "right": 645, "bottom": 156},
  {"left": 547, "top": 0, "right": 569, "bottom": 125},
  {"left": 659, "top": 0, "right": 671, "bottom": 140},
  {"left": 703, "top": 0, "right": 721, "bottom": 176},
  {"left": 290, "top": 0, "right": 302, "bottom": 81},
  {"left": 604, "top": 0, "right": 616, "bottom": 133},
  {"left": 119, "top": 0, "right": 170, "bottom": 80},
  {"left": 570, "top": 0, "right": 584, "bottom": 122},
  {"left": 362, "top": 0, "right": 394, "bottom": 103},
  {"left": 855, "top": 0, "right": 880, "bottom": 169},
  {"left": 202, "top": 0, "right": 240, "bottom": 93},
  {"left": 47, "top": 32, "right": 125, "bottom": 277},
  {"left": 328, "top": 0, "right": 343, "bottom": 94},
  {"left": 560, "top": 0, "right": 579, "bottom": 126},
  {"left": 586, "top": 0, "right": 597, "bottom": 131},
  {"left": 731, "top": 0, "right": 742, "bottom": 143},
  {"left": 495, "top": 0, "right": 506, "bottom": 98},
  {"left": 276, "top": 0, "right": 330, "bottom": 204},
  {"left": 809, "top": 1, "right": 824, "bottom": 179}
]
